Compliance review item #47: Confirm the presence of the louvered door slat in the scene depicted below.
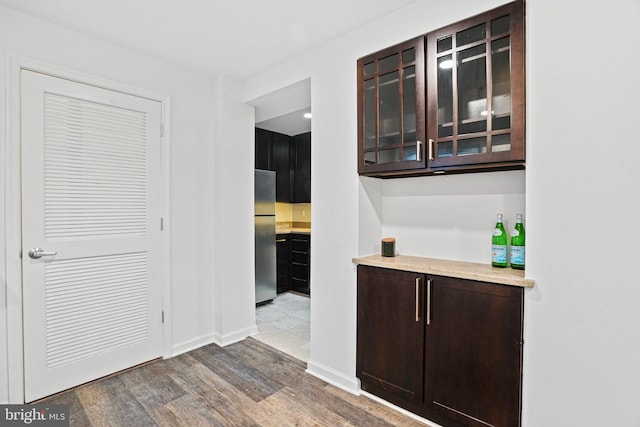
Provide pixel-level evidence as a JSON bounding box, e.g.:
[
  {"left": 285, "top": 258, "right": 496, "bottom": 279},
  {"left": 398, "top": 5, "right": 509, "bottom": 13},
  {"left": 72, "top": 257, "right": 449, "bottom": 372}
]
[{"left": 44, "top": 92, "right": 148, "bottom": 239}]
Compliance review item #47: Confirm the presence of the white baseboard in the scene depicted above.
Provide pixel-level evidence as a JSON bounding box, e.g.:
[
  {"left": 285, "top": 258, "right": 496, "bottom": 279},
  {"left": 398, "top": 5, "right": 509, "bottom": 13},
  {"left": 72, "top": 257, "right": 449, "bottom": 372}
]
[
  {"left": 170, "top": 334, "right": 218, "bottom": 357},
  {"left": 305, "top": 359, "right": 360, "bottom": 395},
  {"left": 360, "top": 391, "right": 441, "bottom": 426},
  {"left": 170, "top": 324, "right": 259, "bottom": 357},
  {"left": 214, "top": 325, "right": 259, "bottom": 347}
]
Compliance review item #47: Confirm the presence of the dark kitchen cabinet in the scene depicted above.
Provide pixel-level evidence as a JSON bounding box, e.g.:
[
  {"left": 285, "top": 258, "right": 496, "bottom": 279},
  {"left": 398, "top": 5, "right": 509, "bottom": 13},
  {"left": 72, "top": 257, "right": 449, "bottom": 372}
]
[
  {"left": 255, "top": 128, "right": 272, "bottom": 171},
  {"left": 357, "top": 0, "right": 525, "bottom": 178},
  {"left": 356, "top": 266, "right": 425, "bottom": 404},
  {"left": 254, "top": 128, "right": 311, "bottom": 202},
  {"left": 425, "top": 275, "right": 523, "bottom": 427},
  {"left": 357, "top": 36, "right": 426, "bottom": 175},
  {"left": 276, "top": 234, "right": 290, "bottom": 294},
  {"left": 356, "top": 265, "right": 524, "bottom": 427},
  {"left": 426, "top": 0, "right": 525, "bottom": 169},
  {"left": 289, "top": 233, "right": 310, "bottom": 294},
  {"left": 292, "top": 132, "right": 311, "bottom": 203},
  {"left": 272, "top": 132, "right": 292, "bottom": 202}
]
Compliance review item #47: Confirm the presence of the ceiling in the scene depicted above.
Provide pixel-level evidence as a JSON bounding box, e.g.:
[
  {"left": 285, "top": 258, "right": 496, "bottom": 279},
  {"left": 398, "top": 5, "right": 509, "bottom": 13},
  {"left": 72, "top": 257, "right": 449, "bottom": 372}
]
[
  {"left": 0, "top": 0, "right": 419, "bottom": 134},
  {"left": 0, "top": 0, "right": 419, "bottom": 80}
]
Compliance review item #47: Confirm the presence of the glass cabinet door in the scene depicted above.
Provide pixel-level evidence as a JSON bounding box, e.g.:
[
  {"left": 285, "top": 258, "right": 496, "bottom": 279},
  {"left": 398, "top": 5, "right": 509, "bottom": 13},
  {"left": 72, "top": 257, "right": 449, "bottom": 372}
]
[
  {"left": 426, "top": 0, "right": 524, "bottom": 168},
  {"left": 358, "top": 37, "right": 425, "bottom": 174}
]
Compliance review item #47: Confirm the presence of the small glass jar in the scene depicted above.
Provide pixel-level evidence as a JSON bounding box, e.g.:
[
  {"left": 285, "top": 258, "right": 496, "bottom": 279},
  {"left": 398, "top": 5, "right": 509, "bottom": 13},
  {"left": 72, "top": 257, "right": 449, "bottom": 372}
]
[{"left": 381, "top": 238, "right": 396, "bottom": 257}]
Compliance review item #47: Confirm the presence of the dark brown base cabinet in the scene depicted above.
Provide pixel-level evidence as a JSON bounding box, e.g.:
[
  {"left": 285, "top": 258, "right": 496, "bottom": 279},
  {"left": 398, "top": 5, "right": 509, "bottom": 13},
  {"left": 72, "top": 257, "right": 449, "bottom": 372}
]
[
  {"left": 357, "top": 265, "right": 524, "bottom": 427},
  {"left": 290, "top": 233, "right": 310, "bottom": 295},
  {"left": 276, "top": 234, "right": 290, "bottom": 294},
  {"left": 276, "top": 233, "right": 311, "bottom": 295}
]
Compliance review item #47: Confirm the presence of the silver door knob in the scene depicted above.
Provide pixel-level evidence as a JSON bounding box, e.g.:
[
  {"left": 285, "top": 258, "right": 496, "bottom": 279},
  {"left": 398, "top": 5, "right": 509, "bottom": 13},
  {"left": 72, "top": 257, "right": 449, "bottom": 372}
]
[{"left": 28, "top": 248, "right": 57, "bottom": 259}]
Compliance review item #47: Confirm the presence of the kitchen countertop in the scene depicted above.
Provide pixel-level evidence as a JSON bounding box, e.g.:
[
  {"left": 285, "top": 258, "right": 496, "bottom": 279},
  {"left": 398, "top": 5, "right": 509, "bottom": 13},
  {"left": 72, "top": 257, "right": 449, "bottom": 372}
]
[
  {"left": 276, "top": 227, "right": 311, "bottom": 234},
  {"left": 353, "top": 254, "right": 534, "bottom": 288}
]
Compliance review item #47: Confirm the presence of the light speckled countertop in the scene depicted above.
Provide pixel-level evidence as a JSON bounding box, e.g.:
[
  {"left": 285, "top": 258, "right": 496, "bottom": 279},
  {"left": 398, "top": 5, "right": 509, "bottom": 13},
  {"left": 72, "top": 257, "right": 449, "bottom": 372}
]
[
  {"left": 276, "top": 227, "right": 311, "bottom": 234},
  {"left": 353, "top": 254, "right": 534, "bottom": 288}
]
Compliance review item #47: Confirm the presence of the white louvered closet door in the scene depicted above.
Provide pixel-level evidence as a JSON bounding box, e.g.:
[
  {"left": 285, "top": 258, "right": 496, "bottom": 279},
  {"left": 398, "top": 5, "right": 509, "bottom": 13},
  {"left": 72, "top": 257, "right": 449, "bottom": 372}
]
[{"left": 21, "top": 70, "right": 163, "bottom": 402}]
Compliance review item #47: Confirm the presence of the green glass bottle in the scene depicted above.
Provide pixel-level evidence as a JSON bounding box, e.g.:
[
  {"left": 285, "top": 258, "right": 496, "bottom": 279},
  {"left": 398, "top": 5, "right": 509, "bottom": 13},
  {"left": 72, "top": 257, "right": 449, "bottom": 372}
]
[
  {"left": 491, "top": 213, "right": 508, "bottom": 268},
  {"left": 510, "top": 213, "right": 526, "bottom": 269}
]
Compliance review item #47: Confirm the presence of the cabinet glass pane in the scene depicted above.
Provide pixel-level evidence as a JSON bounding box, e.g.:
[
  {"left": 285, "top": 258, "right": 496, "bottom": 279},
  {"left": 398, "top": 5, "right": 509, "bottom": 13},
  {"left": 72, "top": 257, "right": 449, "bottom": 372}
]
[
  {"left": 379, "top": 53, "right": 399, "bottom": 73},
  {"left": 492, "top": 133, "right": 511, "bottom": 152},
  {"left": 438, "top": 141, "right": 453, "bottom": 158},
  {"left": 459, "top": 137, "right": 487, "bottom": 156},
  {"left": 438, "top": 36, "right": 452, "bottom": 53},
  {"left": 404, "top": 145, "right": 417, "bottom": 161},
  {"left": 364, "top": 151, "right": 376, "bottom": 164},
  {"left": 458, "top": 45, "right": 487, "bottom": 135},
  {"left": 364, "top": 62, "right": 375, "bottom": 77},
  {"left": 457, "top": 23, "right": 486, "bottom": 47},
  {"left": 364, "top": 79, "right": 377, "bottom": 149},
  {"left": 438, "top": 55, "right": 453, "bottom": 138},
  {"left": 403, "top": 66, "right": 417, "bottom": 143},
  {"left": 492, "top": 37, "right": 511, "bottom": 131},
  {"left": 402, "top": 48, "right": 415, "bottom": 64},
  {"left": 379, "top": 71, "right": 400, "bottom": 147},
  {"left": 379, "top": 148, "right": 401, "bottom": 163},
  {"left": 491, "top": 15, "right": 510, "bottom": 36}
]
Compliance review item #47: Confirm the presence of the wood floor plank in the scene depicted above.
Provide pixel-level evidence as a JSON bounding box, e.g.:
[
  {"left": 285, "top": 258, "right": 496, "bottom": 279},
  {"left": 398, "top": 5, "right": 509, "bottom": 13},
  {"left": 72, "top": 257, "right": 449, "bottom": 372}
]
[
  {"left": 278, "top": 378, "right": 400, "bottom": 427},
  {"left": 119, "top": 360, "right": 185, "bottom": 411},
  {"left": 37, "top": 389, "right": 92, "bottom": 426},
  {"left": 74, "top": 375, "right": 156, "bottom": 426},
  {"left": 323, "top": 383, "right": 428, "bottom": 427},
  {"left": 37, "top": 338, "right": 427, "bottom": 426},
  {"left": 190, "top": 344, "right": 285, "bottom": 403},
  {"left": 163, "top": 354, "right": 261, "bottom": 427},
  {"left": 253, "top": 386, "right": 352, "bottom": 427},
  {"left": 148, "top": 394, "right": 225, "bottom": 427},
  {"left": 225, "top": 338, "right": 308, "bottom": 386}
]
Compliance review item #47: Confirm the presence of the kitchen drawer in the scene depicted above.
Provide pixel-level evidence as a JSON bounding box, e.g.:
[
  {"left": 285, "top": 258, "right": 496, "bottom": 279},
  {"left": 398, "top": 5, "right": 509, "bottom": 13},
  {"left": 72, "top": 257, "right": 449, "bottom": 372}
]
[
  {"left": 292, "top": 262, "right": 309, "bottom": 279},
  {"left": 291, "top": 250, "right": 308, "bottom": 264},
  {"left": 291, "top": 237, "right": 310, "bottom": 252}
]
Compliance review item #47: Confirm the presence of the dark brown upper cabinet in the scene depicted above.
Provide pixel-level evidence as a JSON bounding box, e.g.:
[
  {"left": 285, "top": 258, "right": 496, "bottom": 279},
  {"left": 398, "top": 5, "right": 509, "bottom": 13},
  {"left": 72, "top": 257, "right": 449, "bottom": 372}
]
[
  {"left": 255, "top": 128, "right": 311, "bottom": 203},
  {"left": 357, "top": 36, "right": 426, "bottom": 175},
  {"left": 426, "top": 0, "right": 525, "bottom": 169},
  {"left": 357, "top": 0, "right": 525, "bottom": 178}
]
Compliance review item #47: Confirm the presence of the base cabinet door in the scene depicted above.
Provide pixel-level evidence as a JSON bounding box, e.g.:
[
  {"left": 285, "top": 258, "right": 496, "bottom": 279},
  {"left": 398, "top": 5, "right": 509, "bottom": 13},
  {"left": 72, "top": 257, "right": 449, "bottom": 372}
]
[
  {"left": 424, "top": 275, "right": 524, "bottom": 427},
  {"left": 356, "top": 266, "right": 425, "bottom": 404},
  {"left": 276, "top": 234, "right": 290, "bottom": 294},
  {"left": 290, "top": 233, "right": 310, "bottom": 294}
]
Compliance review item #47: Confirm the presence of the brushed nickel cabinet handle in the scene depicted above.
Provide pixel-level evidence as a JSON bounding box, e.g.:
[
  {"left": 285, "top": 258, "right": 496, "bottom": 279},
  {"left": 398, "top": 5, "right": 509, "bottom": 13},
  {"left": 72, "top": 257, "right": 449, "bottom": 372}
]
[
  {"left": 428, "top": 139, "right": 434, "bottom": 161},
  {"left": 427, "top": 278, "right": 432, "bottom": 325},
  {"left": 415, "top": 277, "right": 420, "bottom": 322},
  {"left": 416, "top": 140, "right": 422, "bottom": 162}
]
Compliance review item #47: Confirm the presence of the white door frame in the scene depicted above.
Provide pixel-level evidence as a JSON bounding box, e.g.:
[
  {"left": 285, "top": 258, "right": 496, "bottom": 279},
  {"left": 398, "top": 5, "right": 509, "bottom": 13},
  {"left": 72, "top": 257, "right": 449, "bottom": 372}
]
[{"left": 3, "top": 55, "right": 172, "bottom": 403}]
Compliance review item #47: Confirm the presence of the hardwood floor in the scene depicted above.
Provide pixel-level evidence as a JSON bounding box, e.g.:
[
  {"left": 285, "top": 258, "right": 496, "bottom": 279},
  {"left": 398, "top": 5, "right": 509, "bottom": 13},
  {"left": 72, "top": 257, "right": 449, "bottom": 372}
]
[{"left": 37, "top": 337, "right": 426, "bottom": 426}]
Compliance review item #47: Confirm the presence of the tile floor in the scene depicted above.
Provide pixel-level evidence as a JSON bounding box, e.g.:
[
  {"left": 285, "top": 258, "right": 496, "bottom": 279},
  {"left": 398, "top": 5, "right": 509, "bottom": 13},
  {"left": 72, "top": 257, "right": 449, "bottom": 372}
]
[{"left": 253, "top": 291, "right": 310, "bottom": 362}]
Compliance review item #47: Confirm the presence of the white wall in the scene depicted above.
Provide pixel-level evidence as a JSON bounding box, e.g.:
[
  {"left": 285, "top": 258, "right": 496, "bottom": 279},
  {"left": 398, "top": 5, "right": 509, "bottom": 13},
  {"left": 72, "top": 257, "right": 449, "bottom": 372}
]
[
  {"left": 379, "top": 171, "right": 525, "bottom": 263},
  {"left": 0, "top": 6, "right": 221, "bottom": 402},
  {"left": 524, "top": 0, "right": 640, "bottom": 425},
  {"left": 211, "top": 75, "right": 257, "bottom": 345},
  {"left": 245, "top": 0, "right": 640, "bottom": 425}
]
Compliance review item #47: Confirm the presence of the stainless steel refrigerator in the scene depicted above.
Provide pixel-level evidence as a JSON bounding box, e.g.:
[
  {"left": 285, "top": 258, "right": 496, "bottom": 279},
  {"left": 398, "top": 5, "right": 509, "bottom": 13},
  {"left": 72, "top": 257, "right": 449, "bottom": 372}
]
[{"left": 254, "top": 169, "right": 277, "bottom": 305}]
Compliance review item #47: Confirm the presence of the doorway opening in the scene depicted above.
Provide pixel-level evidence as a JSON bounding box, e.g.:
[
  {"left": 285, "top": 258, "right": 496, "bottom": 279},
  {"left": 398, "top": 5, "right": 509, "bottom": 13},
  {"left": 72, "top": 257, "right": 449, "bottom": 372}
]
[{"left": 247, "top": 78, "right": 311, "bottom": 362}]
